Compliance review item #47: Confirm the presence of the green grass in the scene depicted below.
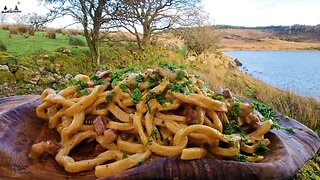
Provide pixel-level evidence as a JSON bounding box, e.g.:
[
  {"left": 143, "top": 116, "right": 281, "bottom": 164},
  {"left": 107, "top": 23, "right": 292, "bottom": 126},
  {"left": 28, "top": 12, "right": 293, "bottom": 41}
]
[{"left": 0, "top": 30, "right": 88, "bottom": 56}]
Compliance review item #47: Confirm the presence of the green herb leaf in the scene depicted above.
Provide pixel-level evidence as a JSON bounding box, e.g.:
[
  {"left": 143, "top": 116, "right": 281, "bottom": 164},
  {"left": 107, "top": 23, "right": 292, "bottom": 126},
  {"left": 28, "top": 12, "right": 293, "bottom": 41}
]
[
  {"left": 159, "top": 62, "right": 178, "bottom": 71},
  {"left": 164, "top": 138, "right": 170, "bottom": 145},
  {"left": 130, "top": 82, "right": 139, "bottom": 90},
  {"left": 71, "top": 79, "right": 87, "bottom": 89},
  {"left": 119, "top": 83, "right": 127, "bottom": 92},
  {"left": 226, "top": 102, "right": 242, "bottom": 121},
  {"left": 156, "top": 94, "right": 166, "bottom": 107},
  {"left": 148, "top": 74, "right": 160, "bottom": 88},
  {"left": 122, "top": 152, "right": 128, "bottom": 159},
  {"left": 76, "top": 89, "right": 89, "bottom": 96},
  {"left": 283, "top": 127, "right": 294, "bottom": 133},
  {"left": 234, "top": 154, "right": 247, "bottom": 162},
  {"left": 89, "top": 74, "right": 98, "bottom": 80},
  {"left": 135, "top": 74, "right": 144, "bottom": 82},
  {"left": 146, "top": 91, "right": 156, "bottom": 101},
  {"left": 169, "top": 82, "right": 185, "bottom": 94},
  {"left": 255, "top": 143, "right": 271, "bottom": 152},
  {"left": 106, "top": 91, "right": 116, "bottom": 102},
  {"left": 176, "top": 71, "right": 184, "bottom": 80},
  {"left": 130, "top": 88, "right": 142, "bottom": 104},
  {"left": 146, "top": 139, "right": 152, "bottom": 145},
  {"left": 136, "top": 160, "right": 142, "bottom": 167},
  {"left": 151, "top": 129, "right": 158, "bottom": 139},
  {"left": 95, "top": 79, "right": 104, "bottom": 85}
]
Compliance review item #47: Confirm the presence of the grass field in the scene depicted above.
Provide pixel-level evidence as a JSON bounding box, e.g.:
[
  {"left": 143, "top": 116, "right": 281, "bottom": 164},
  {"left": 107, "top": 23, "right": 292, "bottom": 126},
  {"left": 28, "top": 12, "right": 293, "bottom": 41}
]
[{"left": 0, "top": 29, "right": 89, "bottom": 56}]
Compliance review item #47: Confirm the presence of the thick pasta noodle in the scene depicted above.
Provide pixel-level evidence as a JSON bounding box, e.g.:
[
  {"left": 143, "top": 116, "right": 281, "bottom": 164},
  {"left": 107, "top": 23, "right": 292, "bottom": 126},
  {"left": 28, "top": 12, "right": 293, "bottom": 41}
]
[{"left": 30, "top": 64, "right": 273, "bottom": 178}]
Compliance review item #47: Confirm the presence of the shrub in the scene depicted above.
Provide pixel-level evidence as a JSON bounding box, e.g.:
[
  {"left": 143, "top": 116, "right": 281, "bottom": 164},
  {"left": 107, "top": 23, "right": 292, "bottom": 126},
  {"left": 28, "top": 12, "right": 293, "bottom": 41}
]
[
  {"left": 0, "top": 41, "right": 7, "bottom": 52},
  {"left": 16, "top": 24, "right": 29, "bottom": 34},
  {"left": 69, "top": 36, "right": 86, "bottom": 46},
  {"left": 46, "top": 30, "right": 56, "bottom": 39},
  {"left": 62, "top": 29, "right": 83, "bottom": 36},
  {"left": 0, "top": 23, "right": 10, "bottom": 30},
  {"left": 9, "top": 26, "right": 18, "bottom": 35}
]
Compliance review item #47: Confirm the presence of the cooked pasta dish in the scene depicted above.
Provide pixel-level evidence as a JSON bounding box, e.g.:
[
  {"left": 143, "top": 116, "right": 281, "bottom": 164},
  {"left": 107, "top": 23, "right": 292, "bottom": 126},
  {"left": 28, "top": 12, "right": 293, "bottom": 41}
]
[{"left": 29, "top": 63, "right": 273, "bottom": 178}]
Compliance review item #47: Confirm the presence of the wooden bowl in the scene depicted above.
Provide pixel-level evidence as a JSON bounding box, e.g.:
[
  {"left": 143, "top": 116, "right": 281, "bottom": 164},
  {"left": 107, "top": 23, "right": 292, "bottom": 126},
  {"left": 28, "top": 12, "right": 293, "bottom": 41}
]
[{"left": 0, "top": 95, "right": 319, "bottom": 180}]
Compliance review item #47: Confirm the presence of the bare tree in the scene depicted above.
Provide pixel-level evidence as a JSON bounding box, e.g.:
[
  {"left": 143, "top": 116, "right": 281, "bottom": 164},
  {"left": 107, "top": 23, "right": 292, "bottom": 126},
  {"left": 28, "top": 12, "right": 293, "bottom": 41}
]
[
  {"left": 39, "top": 0, "right": 117, "bottom": 65},
  {"left": 114, "top": 0, "right": 201, "bottom": 50},
  {"left": 172, "top": 9, "right": 217, "bottom": 56},
  {"left": 19, "top": 13, "right": 48, "bottom": 35},
  {"left": 0, "top": 13, "right": 7, "bottom": 23}
]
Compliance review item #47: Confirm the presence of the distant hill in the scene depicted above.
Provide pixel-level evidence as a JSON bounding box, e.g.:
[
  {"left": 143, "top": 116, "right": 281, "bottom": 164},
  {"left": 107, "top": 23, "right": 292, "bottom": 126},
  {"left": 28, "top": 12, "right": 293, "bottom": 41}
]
[
  {"left": 215, "top": 24, "right": 320, "bottom": 42},
  {"left": 214, "top": 24, "right": 320, "bottom": 50}
]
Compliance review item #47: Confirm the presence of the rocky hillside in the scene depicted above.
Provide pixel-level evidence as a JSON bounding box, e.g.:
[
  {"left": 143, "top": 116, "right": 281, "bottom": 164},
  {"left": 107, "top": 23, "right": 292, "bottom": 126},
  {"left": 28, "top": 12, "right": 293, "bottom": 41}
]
[
  {"left": 215, "top": 25, "right": 320, "bottom": 50},
  {"left": 0, "top": 50, "right": 92, "bottom": 97}
]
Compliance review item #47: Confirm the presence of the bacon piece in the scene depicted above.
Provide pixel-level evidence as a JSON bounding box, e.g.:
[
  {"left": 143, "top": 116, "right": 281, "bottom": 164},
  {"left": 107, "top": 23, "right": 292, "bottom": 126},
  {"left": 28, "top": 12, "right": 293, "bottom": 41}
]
[
  {"left": 154, "top": 67, "right": 176, "bottom": 82},
  {"left": 239, "top": 103, "right": 252, "bottom": 117},
  {"left": 222, "top": 88, "right": 233, "bottom": 99},
  {"left": 103, "top": 129, "right": 117, "bottom": 144},
  {"left": 28, "top": 141, "right": 60, "bottom": 160},
  {"left": 97, "top": 71, "right": 112, "bottom": 79},
  {"left": 216, "top": 112, "right": 223, "bottom": 120},
  {"left": 245, "top": 114, "right": 261, "bottom": 129},
  {"left": 93, "top": 116, "right": 106, "bottom": 135},
  {"left": 86, "top": 81, "right": 95, "bottom": 88},
  {"left": 180, "top": 106, "right": 200, "bottom": 124}
]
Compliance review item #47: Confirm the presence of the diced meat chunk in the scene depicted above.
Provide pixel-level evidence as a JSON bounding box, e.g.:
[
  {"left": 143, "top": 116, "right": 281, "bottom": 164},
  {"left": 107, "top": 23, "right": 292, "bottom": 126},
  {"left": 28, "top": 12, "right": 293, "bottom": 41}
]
[
  {"left": 28, "top": 141, "right": 60, "bottom": 160},
  {"left": 222, "top": 88, "right": 233, "bottom": 99},
  {"left": 103, "top": 129, "right": 117, "bottom": 144},
  {"left": 180, "top": 106, "right": 200, "bottom": 124},
  {"left": 93, "top": 116, "right": 106, "bottom": 135}
]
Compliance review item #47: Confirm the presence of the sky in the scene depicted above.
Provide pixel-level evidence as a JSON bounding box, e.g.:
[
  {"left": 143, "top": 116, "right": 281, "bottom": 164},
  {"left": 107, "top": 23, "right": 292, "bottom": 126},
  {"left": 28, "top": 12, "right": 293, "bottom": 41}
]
[
  {"left": 202, "top": 0, "right": 320, "bottom": 27},
  {"left": 0, "top": 0, "right": 319, "bottom": 27}
]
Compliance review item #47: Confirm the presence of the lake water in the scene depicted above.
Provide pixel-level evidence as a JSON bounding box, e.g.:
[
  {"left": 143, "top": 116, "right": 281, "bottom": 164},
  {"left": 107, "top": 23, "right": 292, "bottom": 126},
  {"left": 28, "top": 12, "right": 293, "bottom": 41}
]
[{"left": 225, "top": 51, "right": 320, "bottom": 99}]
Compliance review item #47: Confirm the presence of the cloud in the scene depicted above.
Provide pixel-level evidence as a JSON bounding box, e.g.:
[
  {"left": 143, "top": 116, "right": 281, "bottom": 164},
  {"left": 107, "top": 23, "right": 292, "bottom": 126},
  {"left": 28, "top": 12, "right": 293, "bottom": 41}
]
[{"left": 202, "top": 0, "right": 320, "bottom": 26}]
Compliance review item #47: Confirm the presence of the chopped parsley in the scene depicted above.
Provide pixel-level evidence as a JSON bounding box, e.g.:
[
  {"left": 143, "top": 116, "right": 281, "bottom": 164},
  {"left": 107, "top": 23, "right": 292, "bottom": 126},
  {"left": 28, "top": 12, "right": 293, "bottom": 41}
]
[
  {"left": 135, "top": 74, "right": 144, "bottom": 82},
  {"left": 136, "top": 160, "right": 142, "bottom": 167},
  {"left": 106, "top": 91, "right": 116, "bottom": 102},
  {"left": 71, "top": 79, "right": 87, "bottom": 89},
  {"left": 255, "top": 143, "right": 271, "bottom": 152},
  {"left": 224, "top": 123, "right": 248, "bottom": 142},
  {"left": 229, "top": 140, "right": 236, "bottom": 145},
  {"left": 109, "top": 66, "right": 139, "bottom": 86},
  {"left": 223, "top": 123, "right": 242, "bottom": 135},
  {"left": 150, "top": 129, "right": 158, "bottom": 139},
  {"left": 119, "top": 83, "right": 127, "bottom": 92},
  {"left": 253, "top": 102, "right": 294, "bottom": 133},
  {"left": 76, "top": 89, "right": 89, "bottom": 96},
  {"left": 156, "top": 94, "right": 166, "bottom": 107},
  {"left": 283, "top": 127, "right": 294, "bottom": 133},
  {"left": 252, "top": 102, "right": 277, "bottom": 122},
  {"left": 146, "top": 139, "right": 152, "bottom": 145},
  {"left": 148, "top": 74, "right": 160, "bottom": 88},
  {"left": 226, "top": 102, "right": 242, "bottom": 121},
  {"left": 176, "top": 71, "right": 184, "bottom": 80},
  {"left": 169, "top": 82, "right": 186, "bottom": 94},
  {"left": 89, "top": 74, "right": 98, "bottom": 80},
  {"left": 234, "top": 154, "right": 247, "bottom": 162},
  {"left": 122, "top": 152, "right": 128, "bottom": 159},
  {"left": 130, "top": 82, "right": 139, "bottom": 90},
  {"left": 159, "top": 62, "right": 186, "bottom": 71},
  {"left": 130, "top": 88, "right": 143, "bottom": 104},
  {"left": 159, "top": 62, "right": 178, "bottom": 71},
  {"left": 146, "top": 91, "right": 156, "bottom": 101},
  {"left": 164, "top": 138, "right": 170, "bottom": 145},
  {"left": 95, "top": 78, "right": 104, "bottom": 85}
]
